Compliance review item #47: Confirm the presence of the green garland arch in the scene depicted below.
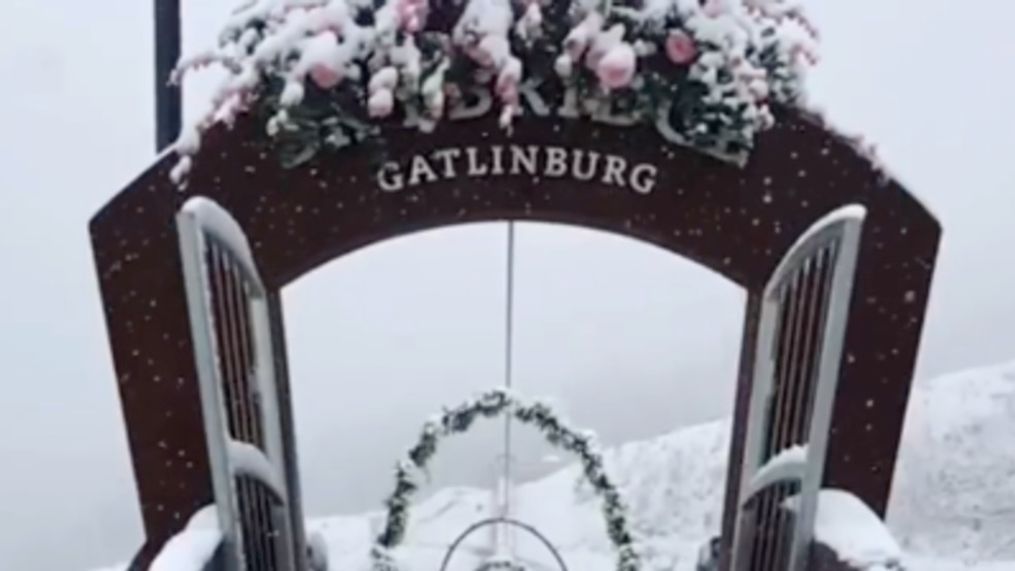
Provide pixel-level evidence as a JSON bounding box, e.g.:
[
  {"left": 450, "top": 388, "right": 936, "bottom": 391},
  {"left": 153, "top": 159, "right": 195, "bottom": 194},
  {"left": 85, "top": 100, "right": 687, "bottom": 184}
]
[{"left": 370, "top": 387, "right": 640, "bottom": 571}]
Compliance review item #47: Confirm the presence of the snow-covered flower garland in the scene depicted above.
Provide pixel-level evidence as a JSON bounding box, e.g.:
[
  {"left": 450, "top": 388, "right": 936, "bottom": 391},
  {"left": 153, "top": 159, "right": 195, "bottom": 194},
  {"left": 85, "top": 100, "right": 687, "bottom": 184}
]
[
  {"left": 171, "top": 0, "right": 818, "bottom": 182},
  {"left": 370, "top": 387, "right": 639, "bottom": 571}
]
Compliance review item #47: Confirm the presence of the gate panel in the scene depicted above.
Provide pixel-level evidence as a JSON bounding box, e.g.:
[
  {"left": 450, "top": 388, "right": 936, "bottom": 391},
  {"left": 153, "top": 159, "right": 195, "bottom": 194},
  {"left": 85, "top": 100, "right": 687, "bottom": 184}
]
[
  {"left": 177, "top": 196, "right": 303, "bottom": 571},
  {"left": 731, "top": 205, "right": 866, "bottom": 571}
]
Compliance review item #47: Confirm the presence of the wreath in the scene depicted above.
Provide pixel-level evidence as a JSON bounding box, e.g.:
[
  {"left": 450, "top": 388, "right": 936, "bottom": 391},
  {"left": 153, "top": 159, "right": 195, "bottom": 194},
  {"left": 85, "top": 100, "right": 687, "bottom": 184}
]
[
  {"left": 370, "top": 387, "right": 640, "bottom": 571},
  {"left": 169, "top": 0, "right": 818, "bottom": 183}
]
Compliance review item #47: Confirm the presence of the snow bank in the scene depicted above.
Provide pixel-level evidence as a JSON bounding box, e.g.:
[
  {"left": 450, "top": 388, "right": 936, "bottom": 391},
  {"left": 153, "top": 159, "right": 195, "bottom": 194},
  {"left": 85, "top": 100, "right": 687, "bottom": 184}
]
[
  {"left": 888, "top": 360, "right": 1015, "bottom": 561},
  {"left": 150, "top": 506, "right": 222, "bottom": 571},
  {"left": 785, "top": 489, "right": 902, "bottom": 569},
  {"left": 89, "top": 361, "right": 1015, "bottom": 571}
]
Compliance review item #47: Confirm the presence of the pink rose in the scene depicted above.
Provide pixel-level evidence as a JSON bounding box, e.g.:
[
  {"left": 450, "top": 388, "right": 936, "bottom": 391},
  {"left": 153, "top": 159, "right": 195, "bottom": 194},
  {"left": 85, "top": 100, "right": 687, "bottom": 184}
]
[
  {"left": 702, "top": 0, "right": 725, "bottom": 18},
  {"left": 596, "top": 43, "right": 636, "bottom": 90},
  {"left": 584, "top": 23, "right": 624, "bottom": 71},
  {"left": 309, "top": 64, "right": 342, "bottom": 89},
  {"left": 368, "top": 89, "right": 394, "bottom": 118},
  {"left": 397, "top": 0, "right": 427, "bottom": 32},
  {"left": 665, "top": 30, "right": 698, "bottom": 65}
]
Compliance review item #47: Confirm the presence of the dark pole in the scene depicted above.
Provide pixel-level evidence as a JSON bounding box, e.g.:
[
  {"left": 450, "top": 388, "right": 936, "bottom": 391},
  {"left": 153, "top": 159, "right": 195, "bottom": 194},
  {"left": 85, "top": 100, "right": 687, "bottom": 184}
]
[{"left": 154, "top": 0, "right": 182, "bottom": 152}]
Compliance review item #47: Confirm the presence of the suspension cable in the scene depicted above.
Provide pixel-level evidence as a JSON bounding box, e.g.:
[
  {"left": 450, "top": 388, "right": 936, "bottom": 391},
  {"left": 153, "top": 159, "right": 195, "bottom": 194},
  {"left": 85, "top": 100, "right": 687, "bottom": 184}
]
[{"left": 501, "top": 220, "right": 517, "bottom": 547}]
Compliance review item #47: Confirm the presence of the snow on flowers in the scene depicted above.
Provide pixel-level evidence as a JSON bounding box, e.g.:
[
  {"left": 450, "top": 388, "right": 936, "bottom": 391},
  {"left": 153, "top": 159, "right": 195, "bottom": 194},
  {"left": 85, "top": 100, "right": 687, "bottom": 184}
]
[{"left": 169, "top": 0, "right": 818, "bottom": 183}]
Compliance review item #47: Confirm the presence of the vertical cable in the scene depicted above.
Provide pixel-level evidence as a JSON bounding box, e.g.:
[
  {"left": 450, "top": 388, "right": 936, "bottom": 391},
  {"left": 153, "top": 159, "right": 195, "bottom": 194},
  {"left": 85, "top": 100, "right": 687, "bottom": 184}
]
[{"left": 502, "top": 221, "right": 517, "bottom": 555}]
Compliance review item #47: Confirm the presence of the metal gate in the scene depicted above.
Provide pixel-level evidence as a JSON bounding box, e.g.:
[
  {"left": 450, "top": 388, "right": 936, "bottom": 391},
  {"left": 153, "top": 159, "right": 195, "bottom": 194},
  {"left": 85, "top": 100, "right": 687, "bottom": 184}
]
[
  {"left": 177, "top": 196, "right": 303, "bottom": 571},
  {"left": 730, "top": 205, "right": 867, "bottom": 571}
]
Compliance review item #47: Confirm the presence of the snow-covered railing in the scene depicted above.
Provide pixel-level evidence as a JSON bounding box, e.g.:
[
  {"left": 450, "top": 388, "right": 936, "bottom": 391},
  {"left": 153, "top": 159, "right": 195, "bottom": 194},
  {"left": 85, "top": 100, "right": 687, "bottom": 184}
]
[
  {"left": 744, "top": 444, "right": 807, "bottom": 499},
  {"left": 226, "top": 438, "right": 288, "bottom": 501},
  {"left": 731, "top": 205, "right": 867, "bottom": 571},
  {"left": 177, "top": 196, "right": 306, "bottom": 571}
]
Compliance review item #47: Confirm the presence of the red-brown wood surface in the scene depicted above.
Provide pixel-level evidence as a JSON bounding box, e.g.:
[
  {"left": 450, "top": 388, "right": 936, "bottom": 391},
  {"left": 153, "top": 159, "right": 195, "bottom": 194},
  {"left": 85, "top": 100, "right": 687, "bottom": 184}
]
[{"left": 90, "top": 108, "right": 939, "bottom": 568}]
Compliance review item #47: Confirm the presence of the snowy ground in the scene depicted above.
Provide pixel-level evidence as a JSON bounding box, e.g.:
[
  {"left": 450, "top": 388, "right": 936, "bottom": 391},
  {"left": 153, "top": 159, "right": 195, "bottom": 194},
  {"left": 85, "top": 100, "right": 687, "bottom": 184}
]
[{"left": 92, "top": 361, "right": 1015, "bottom": 570}]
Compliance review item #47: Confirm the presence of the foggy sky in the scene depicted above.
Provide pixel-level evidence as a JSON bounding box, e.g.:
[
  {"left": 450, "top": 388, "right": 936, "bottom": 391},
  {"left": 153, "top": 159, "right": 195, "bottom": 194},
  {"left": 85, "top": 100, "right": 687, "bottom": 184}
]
[{"left": 0, "top": 1, "right": 1013, "bottom": 569}]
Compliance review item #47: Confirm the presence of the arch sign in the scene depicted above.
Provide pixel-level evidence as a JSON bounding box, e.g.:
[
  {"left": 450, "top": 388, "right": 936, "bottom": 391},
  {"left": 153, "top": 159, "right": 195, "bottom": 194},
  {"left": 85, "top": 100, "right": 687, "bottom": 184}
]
[{"left": 89, "top": 0, "right": 940, "bottom": 569}]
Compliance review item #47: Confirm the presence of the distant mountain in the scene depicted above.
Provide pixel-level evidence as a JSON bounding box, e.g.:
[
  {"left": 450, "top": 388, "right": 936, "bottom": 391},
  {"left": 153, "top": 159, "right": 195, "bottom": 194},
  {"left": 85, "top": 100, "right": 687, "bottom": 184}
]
[{"left": 888, "top": 361, "right": 1015, "bottom": 563}]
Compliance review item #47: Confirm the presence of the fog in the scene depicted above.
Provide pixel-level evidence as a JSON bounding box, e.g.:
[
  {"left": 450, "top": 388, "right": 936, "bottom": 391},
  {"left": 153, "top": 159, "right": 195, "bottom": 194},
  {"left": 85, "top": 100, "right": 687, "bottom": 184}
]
[{"left": 0, "top": 1, "right": 1013, "bottom": 569}]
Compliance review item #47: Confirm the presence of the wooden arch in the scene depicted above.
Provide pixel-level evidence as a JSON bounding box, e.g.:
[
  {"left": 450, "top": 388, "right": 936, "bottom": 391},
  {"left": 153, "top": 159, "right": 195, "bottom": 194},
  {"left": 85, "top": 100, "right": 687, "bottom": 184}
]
[{"left": 90, "top": 108, "right": 939, "bottom": 568}]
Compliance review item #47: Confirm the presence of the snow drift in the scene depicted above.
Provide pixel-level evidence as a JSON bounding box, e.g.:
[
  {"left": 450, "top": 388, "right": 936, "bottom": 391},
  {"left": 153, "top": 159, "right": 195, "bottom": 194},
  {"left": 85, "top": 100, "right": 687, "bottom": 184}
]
[{"left": 90, "top": 360, "right": 1015, "bottom": 570}]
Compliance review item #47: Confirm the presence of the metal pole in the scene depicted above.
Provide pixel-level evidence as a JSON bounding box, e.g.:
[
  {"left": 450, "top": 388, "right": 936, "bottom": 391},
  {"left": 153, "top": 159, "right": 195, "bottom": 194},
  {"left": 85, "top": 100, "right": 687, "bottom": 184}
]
[
  {"left": 502, "top": 222, "right": 517, "bottom": 557},
  {"left": 155, "top": 0, "right": 183, "bottom": 152}
]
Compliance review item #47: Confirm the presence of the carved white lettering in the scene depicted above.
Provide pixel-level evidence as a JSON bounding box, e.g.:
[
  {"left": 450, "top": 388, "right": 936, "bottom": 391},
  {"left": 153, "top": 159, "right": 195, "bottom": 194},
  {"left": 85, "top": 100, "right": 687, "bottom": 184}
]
[
  {"left": 490, "top": 145, "right": 505, "bottom": 175},
  {"left": 572, "top": 150, "right": 600, "bottom": 181},
  {"left": 557, "top": 86, "right": 581, "bottom": 119},
  {"left": 510, "top": 145, "right": 539, "bottom": 176},
  {"left": 449, "top": 86, "right": 493, "bottom": 120},
  {"left": 518, "top": 78, "right": 551, "bottom": 117},
  {"left": 466, "top": 147, "right": 489, "bottom": 176},
  {"left": 372, "top": 145, "right": 660, "bottom": 198},
  {"left": 593, "top": 98, "right": 639, "bottom": 127},
  {"left": 377, "top": 162, "right": 403, "bottom": 192},
  {"left": 545, "top": 147, "right": 569, "bottom": 177},
  {"left": 408, "top": 155, "right": 439, "bottom": 186},
  {"left": 432, "top": 148, "right": 461, "bottom": 178},
  {"left": 629, "top": 163, "right": 657, "bottom": 194},
  {"left": 602, "top": 155, "right": 628, "bottom": 187}
]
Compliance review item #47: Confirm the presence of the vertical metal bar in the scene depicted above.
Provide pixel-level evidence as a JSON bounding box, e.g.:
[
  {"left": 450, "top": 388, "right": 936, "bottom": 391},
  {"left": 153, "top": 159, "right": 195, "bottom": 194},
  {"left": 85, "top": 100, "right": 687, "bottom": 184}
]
[
  {"left": 790, "top": 216, "right": 864, "bottom": 571},
  {"left": 788, "top": 258, "right": 818, "bottom": 449},
  {"left": 154, "top": 0, "right": 182, "bottom": 152},
  {"left": 253, "top": 292, "right": 297, "bottom": 570},
  {"left": 732, "top": 290, "right": 785, "bottom": 571},
  {"left": 786, "top": 253, "right": 816, "bottom": 448},
  {"left": 772, "top": 253, "right": 829, "bottom": 571},
  {"left": 733, "top": 207, "right": 868, "bottom": 571},
  {"left": 755, "top": 273, "right": 803, "bottom": 571},
  {"left": 225, "top": 265, "right": 270, "bottom": 571},
  {"left": 799, "top": 243, "right": 839, "bottom": 439},
  {"left": 761, "top": 283, "right": 795, "bottom": 461},
  {"left": 237, "top": 280, "right": 275, "bottom": 571},
  {"left": 265, "top": 291, "right": 307, "bottom": 571},
  {"left": 791, "top": 247, "right": 832, "bottom": 444},
  {"left": 213, "top": 249, "right": 239, "bottom": 439},
  {"left": 766, "top": 264, "right": 812, "bottom": 571},
  {"left": 501, "top": 221, "right": 516, "bottom": 557},
  {"left": 772, "top": 267, "right": 809, "bottom": 458},
  {"left": 178, "top": 220, "right": 241, "bottom": 571},
  {"left": 224, "top": 258, "right": 269, "bottom": 571},
  {"left": 180, "top": 198, "right": 305, "bottom": 571},
  {"left": 217, "top": 252, "right": 259, "bottom": 571}
]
